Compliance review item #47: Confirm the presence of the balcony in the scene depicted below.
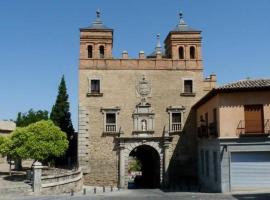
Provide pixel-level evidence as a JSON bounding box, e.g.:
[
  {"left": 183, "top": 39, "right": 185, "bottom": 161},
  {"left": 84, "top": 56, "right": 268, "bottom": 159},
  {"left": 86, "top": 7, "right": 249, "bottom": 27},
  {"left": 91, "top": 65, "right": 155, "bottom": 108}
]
[
  {"left": 237, "top": 119, "right": 270, "bottom": 136},
  {"left": 105, "top": 124, "right": 116, "bottom": 133},
  {"left": 171, "top": 123, "right": 182, "bottom": 132}
]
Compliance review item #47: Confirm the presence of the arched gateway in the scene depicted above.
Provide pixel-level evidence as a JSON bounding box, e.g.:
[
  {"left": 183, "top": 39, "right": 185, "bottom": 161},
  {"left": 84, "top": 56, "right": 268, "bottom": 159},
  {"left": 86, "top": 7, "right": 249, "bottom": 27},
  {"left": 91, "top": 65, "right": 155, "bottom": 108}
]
[
  {"left": 129, "top": 145, "right": 160, "bottom": 188},
  {"left": 116, "top": 137, "right": 172, "bottom": 188}
]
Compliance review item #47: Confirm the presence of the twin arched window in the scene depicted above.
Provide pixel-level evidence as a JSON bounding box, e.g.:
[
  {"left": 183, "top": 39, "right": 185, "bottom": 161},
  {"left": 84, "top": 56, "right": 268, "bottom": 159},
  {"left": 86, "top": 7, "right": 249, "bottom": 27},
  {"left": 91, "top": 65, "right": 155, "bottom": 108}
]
[
  {"left": 87, "top": 45, "right": 105, "bottom": 59},
  {"left": 178, "top": 46, "right": 196, "bottom": 59}
]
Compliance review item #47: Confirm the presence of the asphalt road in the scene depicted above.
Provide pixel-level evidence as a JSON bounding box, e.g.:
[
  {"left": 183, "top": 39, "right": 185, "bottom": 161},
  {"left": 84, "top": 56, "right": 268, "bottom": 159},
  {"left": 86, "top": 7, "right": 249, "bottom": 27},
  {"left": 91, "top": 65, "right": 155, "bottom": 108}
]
[{"left": 2, "top": 189, "right": 270, "bottom": 200}]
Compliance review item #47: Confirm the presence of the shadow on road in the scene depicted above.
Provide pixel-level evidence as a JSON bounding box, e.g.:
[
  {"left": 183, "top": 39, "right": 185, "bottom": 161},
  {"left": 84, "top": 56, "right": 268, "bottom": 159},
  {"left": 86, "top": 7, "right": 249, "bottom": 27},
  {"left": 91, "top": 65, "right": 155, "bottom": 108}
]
[{"left": 233, "top": 193, "right": 270, "bottom": 200}]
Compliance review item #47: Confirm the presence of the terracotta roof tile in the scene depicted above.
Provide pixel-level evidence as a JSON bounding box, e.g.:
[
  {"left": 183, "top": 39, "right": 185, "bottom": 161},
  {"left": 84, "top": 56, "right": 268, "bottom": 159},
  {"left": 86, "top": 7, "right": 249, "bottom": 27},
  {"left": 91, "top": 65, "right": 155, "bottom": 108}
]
[{"left": 217, "top": 79, "right": 270, "bottom": 90}]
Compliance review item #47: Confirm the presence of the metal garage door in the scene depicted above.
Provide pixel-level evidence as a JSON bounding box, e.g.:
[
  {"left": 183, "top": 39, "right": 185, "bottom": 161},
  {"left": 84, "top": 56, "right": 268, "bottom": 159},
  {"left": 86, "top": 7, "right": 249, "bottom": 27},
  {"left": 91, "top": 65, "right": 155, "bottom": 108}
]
[{"left": 231, "top": 152, "right": 270, "bottom": 191}]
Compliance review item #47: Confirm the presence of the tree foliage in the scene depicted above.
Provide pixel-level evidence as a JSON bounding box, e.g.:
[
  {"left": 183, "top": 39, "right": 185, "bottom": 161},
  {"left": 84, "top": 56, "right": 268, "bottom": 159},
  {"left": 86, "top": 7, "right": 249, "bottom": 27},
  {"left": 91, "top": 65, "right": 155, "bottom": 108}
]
[
  {"left": 0, "top": 120, "right": 68, "bottom": 162},
  {"left": 50, "top": 75, "right": 76, "bottom": 165},
  {"left": 50, "top": 75, "right": 74, "bottom": 136},
  {"left": 16, "top": 109, "right": 49, "bottom": 127}
]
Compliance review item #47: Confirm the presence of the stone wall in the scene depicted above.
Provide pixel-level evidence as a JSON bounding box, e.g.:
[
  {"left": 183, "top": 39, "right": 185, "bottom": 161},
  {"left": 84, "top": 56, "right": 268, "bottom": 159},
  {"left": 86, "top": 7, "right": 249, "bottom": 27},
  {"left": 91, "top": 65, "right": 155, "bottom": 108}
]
[
  {"left": 79, "top": 69, "right": 208, "bottom": 187},
  {"left": 40, "top": 168, "right": 83, "bottom": 194}
]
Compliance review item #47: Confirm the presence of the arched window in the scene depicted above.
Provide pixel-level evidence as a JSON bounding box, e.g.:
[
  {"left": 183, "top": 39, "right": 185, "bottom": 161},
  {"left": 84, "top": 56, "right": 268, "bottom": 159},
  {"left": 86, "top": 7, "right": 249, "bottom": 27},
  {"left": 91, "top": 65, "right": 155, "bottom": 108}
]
[
  {"left": 178, "top": 46, "right": 184, "bottom": 59},
  {"left": 88, "top": 45, "right": 93, "bottom": 58},
  {"left": 190, "top": 46, "right": 196, "bottom": 59},
  {"left": 99, "top": 46, "right": 105, "bottom": 58}
]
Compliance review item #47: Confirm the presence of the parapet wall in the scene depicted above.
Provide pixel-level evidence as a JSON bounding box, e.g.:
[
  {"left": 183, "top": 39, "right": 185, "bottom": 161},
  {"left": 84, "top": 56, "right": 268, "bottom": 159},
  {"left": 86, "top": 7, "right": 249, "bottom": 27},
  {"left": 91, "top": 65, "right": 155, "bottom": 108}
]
[
  {"left": 40, "top": 168, "right": 83, "bottom": 194},
  {"left": 80, "top": 58, "right": 203, "bottom": 70}
]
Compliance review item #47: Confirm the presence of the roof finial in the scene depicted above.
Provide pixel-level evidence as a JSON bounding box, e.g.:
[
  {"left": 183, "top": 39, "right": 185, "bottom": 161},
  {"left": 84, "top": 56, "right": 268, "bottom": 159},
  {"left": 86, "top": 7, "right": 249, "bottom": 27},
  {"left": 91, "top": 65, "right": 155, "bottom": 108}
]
[
  {"left": 179, "top": 11, "right": 183, "bottom": 19},
  {"left": 96, "top": 9, "right": 101, "bottom": 19},
  {"left": 178, "top": 11, "right": 186, "bottom": 25},
  {"left": 155, "top": 33, "right": 162, "bottom": 53}
]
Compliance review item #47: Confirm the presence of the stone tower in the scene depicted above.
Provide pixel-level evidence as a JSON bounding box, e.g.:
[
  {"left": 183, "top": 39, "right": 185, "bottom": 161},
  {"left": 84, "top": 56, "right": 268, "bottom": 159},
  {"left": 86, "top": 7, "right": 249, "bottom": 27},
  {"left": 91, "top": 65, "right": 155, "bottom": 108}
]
[{"left": 78, "top": 11, "right": 216, "bottom": 188}]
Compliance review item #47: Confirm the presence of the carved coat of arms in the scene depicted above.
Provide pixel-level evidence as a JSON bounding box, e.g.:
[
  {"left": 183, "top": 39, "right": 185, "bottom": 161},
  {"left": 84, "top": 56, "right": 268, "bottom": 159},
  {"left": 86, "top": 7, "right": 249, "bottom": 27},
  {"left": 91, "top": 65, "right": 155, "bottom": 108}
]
[{"left": 136, "top": 75, "right": 151, "bottom": 98}]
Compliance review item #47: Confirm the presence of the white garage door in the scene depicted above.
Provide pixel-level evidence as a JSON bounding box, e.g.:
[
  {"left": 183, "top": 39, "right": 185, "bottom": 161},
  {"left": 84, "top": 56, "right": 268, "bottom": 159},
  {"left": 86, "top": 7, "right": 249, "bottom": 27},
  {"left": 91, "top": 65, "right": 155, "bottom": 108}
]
[{"left": 231, "top": 152, "right": 270, "bottom": 191}]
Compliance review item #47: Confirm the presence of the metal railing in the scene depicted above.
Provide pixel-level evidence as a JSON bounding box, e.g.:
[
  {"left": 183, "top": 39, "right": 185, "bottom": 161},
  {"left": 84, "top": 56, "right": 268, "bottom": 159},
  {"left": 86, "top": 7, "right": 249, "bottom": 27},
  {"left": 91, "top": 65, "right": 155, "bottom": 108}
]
[
  {"left": 237, "top": 119, "right": 270, "bottom": 136},
  {"left": 106, "top": 124, "right": 116, "bottom": 132},
  {"left": 171, "top": 123, "right": 182, "bottom": 132}
]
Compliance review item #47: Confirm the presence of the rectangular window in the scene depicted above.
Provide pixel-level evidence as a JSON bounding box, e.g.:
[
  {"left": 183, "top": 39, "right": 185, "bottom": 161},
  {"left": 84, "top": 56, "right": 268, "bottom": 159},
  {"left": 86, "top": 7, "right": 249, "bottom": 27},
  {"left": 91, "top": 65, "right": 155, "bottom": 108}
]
[
  {"left": 105, "top": 113, "right": 116, "bottom": 132},
  {"left": 184, "top": 80, "right": 193, "bottom": 93},
  {"left": 106, "top": 113, "right": 116, "bottom": 124},
  {"left": 91, "top": 80, "right": 100, "bottom": 93},
  {"left": 200, "top": 149, "right": 204, "bottom": 176},
  {"left": 244, "top": 104, "right": 264, "bottom": 133},
  {"left": 213, "top": 151, "right": 218, "bottom": 182},
  {"left": 205, "top": 150, "right": 209, "bottom": 177},
  {"left": 171, "top": 112, "right": 182, "bottom": 132}
]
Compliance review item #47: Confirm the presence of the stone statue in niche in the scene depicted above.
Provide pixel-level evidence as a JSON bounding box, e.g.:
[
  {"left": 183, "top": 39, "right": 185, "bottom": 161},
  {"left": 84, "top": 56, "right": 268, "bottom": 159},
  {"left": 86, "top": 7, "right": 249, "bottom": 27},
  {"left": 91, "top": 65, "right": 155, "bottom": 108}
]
[{"left": 141, "top": 119, "right": 147, "bottom": 131}]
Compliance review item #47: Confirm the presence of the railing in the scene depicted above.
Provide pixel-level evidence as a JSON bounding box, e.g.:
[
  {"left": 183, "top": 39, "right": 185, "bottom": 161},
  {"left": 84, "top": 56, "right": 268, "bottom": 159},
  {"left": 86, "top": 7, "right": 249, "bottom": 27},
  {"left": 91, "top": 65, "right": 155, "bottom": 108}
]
[
  {"left": 106, "top": 124, "right": 116, "bottom": 132},
  {"left": 237, "top": 119, "right": 270, "bottom": 136},
  {"left": 171, "top": 123, "right": 182, "bottom": 132}
]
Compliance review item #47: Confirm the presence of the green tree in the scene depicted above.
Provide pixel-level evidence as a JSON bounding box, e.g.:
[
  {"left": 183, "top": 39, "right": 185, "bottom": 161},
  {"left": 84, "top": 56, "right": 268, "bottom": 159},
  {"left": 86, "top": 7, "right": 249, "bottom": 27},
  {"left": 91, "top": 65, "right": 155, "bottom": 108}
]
[
  {"left": 0, "top": 120, "right": 68, "bottom": 162},
  {"left": 16, "top": 109, "right": 49, "bottom": 127},
  {"left": 50, "top": 75, "right": 75, "bottom": 165}
]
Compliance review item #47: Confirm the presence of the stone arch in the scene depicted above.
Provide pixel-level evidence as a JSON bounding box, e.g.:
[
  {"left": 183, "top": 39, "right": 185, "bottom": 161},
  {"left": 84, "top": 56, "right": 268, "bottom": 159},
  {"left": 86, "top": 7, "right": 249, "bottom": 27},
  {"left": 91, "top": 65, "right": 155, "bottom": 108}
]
[{"left": 122, "top": 141, "right": 163, "bottom": 188}]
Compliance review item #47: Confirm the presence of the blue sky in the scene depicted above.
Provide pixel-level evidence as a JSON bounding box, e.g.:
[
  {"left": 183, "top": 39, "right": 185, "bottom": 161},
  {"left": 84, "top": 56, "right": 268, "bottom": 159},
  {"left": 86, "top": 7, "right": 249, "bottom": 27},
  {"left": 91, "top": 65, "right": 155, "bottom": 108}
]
[{"left": 1, "top": 0, "right": 270, "bottom": 130}]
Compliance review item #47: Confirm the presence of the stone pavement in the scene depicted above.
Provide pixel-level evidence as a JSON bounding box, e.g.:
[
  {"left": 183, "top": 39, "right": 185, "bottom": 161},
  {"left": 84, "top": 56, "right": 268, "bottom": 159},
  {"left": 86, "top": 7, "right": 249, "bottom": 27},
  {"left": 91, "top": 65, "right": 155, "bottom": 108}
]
[
  {"left": 0, "top": 160, "right": 33, "bottom": 199},
  {"left": 1, "top": 189, "right": 269, "bottom": 200}
]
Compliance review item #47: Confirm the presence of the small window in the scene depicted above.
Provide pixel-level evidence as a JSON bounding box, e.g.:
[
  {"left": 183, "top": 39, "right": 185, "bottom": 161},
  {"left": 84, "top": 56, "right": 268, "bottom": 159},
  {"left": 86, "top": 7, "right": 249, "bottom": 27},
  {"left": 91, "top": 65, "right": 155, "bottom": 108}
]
[
  {"left": 213, "top": 151, "right": 218, "bottom": 182},
  {"left": 190, "top": 46, "right": 196, "bottom": 59},
  {"left": 99, "top": 46, "right": 105, "bottom": 58},
  {"left": 88, "top": 45, "right": 93, "bottom": 58},
  {"left": 91, "top": 80, "right": 100, "bottom": 93},
  {"left": 200, "top": 150, "right": 204, "bottom": 176},
  {"left": 184, "top": 80, "right": 193, "bottom": 93},
  {"left": 178, "top": 46, "right": 184, "bottom": 59},
  {"left": 205, "top": 150, "right": 209, "bottom": 177}
]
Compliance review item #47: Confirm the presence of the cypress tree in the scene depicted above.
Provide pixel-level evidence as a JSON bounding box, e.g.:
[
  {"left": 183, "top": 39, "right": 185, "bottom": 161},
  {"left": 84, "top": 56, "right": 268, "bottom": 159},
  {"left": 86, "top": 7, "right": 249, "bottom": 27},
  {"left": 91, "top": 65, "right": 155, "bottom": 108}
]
[{"left": 50, "top": 75, "right": 75, "bottom": 166}]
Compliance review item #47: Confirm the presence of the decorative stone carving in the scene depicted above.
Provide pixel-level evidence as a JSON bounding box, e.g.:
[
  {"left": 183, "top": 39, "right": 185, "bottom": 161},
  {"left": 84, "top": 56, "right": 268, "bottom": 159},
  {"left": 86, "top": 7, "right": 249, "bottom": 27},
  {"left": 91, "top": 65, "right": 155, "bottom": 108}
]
[
  {"left": 136, "top": 75, "right": 151, "bottom": 98},
  {"left": 132, "top": 99, "right": 155, "bottom": 136}
]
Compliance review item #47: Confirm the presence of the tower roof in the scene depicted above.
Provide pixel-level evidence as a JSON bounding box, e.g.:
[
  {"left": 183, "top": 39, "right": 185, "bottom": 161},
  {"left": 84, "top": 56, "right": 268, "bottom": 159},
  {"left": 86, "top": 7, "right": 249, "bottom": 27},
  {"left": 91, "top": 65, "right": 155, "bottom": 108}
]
[
  {"left": 147, "top": 34, "right": 166, "bottom": 58},
  {"left": 80, "top": 9, "right": 113, "bottom": 31},
  {"left": 171, "top": 12, "right": 200, "bottom": 32}
]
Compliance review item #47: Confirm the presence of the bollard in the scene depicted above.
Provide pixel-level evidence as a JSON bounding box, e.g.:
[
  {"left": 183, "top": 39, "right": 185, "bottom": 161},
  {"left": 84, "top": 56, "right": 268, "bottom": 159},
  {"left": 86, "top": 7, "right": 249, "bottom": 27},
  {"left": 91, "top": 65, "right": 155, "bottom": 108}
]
[
  {"left": 103, "top": 186, "right": 105, "bottom": 193},
  {"left": 83, "top": 188, "right": 86, "bottom": 195},
  {"left": 71, "top": 189, "right": 74, "bottom": 196},
  {"left": 111, "top": 186, "right": 113, "bottom": 192},
  {"left": 94, "top": 187, "right": 96, "bottom": 194}
]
